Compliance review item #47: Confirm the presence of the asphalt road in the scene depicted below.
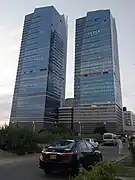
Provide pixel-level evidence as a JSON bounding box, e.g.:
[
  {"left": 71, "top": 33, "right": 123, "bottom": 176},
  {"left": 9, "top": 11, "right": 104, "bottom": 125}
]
[
  {"left": 0, "top": 144, "right": 129, "bottom": 180},
  {"left": 101, "top": 143, "right": 129, "bottom": 161}
]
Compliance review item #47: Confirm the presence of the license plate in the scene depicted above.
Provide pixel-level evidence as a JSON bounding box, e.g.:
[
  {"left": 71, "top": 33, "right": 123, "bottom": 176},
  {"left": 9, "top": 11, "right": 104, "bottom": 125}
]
[{"left": 50, "top": 155, "right": 56, "bottom": 159}]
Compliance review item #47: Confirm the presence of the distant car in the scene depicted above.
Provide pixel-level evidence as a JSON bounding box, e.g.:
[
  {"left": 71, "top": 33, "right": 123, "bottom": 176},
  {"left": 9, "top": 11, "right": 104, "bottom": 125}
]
[
  {"left": 84, "top": 138, "right": 99, "bottom": 149},
  {"left": 39, "top": 139, "right": 102, "bottom": 176},
  {"left": 103, "top": 133, "right": 117, "bottom": 145}
]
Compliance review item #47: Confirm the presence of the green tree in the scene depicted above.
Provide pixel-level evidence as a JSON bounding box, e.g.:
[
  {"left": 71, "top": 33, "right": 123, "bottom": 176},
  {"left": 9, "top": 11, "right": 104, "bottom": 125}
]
[{"left": 0, "top": 124, "right": 40, "bottom": 155}]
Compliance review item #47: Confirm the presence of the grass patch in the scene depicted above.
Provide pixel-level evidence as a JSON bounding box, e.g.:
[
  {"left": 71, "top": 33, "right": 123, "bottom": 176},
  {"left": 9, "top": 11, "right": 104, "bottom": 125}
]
[{"left": 116, "top": 156, "right": 135, "bottom": 178}]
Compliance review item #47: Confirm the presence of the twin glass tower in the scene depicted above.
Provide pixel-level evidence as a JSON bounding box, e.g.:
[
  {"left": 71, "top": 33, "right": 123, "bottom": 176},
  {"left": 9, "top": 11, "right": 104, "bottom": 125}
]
[
  {"left": 10, "top": 6, "right": 68, "bottom": 126},
  {"left": 74, "top": 10, "right": 122, "bottom": 107},
  {"left": 10, "top": 6, "right": 122, "bottom": 130}
]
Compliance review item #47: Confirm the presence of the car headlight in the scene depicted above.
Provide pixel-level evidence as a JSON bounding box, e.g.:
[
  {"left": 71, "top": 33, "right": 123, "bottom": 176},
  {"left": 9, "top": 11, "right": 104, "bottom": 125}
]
[{"left": 39, "top": 154, "right": 43, "bottom": 161}]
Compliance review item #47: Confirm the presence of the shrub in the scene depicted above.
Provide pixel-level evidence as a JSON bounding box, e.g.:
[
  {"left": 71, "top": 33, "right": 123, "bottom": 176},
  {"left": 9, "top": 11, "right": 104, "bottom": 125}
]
[
  {"left": 73, "top": 162, "right": 116, "bottom": 180},
  {"left": 37, "top": 126, "right": 80, "bottom": 144},
  {"left": 0, "top": 125, "right": 79, "bottom": 155},
  {"left": 0, "top": 125, "right": 40, "bottom": 155},
  {"left": 37, "top": 130, "right": 80, "bottom": 145},
  {"left": 128, "top": 138, "right": 135, "bottom": 166}
]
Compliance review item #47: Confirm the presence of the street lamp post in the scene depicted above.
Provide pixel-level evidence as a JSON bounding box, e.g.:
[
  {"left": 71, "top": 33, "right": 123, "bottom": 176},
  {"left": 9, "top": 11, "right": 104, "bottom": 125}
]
[
  {"left": 33, "top": 122, "right": 35, "bottom": 132},
  {"left": 104, "top": 122, "right": 107, "bottom": 133},
  {"left": 54, "top": 121, "right": 58, "bottom": 128},
  {"left": 78, "top": 121, "right": 81, "bottom": 136}
]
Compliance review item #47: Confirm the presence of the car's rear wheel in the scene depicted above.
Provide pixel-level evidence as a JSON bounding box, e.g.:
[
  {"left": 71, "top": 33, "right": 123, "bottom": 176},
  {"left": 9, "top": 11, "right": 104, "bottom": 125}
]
[
  {"left": 44, "top": 169, "right": 51, "bottom": 175},
  {"left": 96, "top": 154, "right": 102, "bottom": 163},
  {"left": 71, "top": 161, "right": 83, "bottom": 177},
  {"left": 98, "top": 155, "right": 103, "bottom": 162}
]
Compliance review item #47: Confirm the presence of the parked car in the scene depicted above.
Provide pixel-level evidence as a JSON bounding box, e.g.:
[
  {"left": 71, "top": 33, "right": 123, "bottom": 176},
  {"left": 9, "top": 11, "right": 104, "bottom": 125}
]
[
  {"left": 39, "top": 139, "right": 103, "bottom": 176},
  {"left": 84, "top": 138, "right": 99, "bottom": 149}
]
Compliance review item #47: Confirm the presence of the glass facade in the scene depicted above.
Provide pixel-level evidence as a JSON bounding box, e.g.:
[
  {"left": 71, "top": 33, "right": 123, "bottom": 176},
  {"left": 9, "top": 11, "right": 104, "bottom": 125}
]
[
  {"left": 74, "top": 10, "right": 122, "bottom": 107},
  {"left": 10, "top": 6, "right": 67, "bottom": 124}
]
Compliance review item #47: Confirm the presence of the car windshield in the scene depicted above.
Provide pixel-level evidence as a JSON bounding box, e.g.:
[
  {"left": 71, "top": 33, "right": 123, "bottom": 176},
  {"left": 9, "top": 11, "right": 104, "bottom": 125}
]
[
  {"left": 104, "top": 135, "right": 112, "bottom": 139},
  {"left": 51, "top": 140, "right": 75, "bottom": 148}
]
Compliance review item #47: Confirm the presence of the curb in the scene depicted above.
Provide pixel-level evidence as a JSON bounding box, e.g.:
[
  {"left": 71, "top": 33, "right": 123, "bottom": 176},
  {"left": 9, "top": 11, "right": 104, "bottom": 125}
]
[
  {"left": 116, "top": 177, "right": 135, "bottom": 180},
  {"left": 115, "top": 154, "right": 130, "bottom": 163}
]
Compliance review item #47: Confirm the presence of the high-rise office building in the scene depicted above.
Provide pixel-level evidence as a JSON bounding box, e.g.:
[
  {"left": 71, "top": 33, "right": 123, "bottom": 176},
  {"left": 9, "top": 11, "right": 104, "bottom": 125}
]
[
  {"left": 74, "top": 9, "right": 122, "bottom": 106},
  {"left": 10, "top": 6, "right": 68, "bottom": 128},
  {"left": 74, "top": 10, "right": 123, "bottom": 133}
]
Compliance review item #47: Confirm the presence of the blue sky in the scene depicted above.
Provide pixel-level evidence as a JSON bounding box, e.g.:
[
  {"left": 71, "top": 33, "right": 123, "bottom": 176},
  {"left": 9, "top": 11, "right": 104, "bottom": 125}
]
[{"left": 0, "top": 0, "right": 135, "bottom": 124}]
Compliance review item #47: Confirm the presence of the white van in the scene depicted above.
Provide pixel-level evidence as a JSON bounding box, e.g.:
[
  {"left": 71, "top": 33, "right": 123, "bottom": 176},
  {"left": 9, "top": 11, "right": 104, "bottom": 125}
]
[{"left": 103, "top": 133, "right": 117, "bottom": 145}]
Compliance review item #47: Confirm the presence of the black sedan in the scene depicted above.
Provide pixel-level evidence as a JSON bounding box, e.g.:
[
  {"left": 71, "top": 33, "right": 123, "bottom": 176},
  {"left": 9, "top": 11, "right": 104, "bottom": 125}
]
[{"left": 39, "top": 139, "right": 102, "bottom": 176}]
